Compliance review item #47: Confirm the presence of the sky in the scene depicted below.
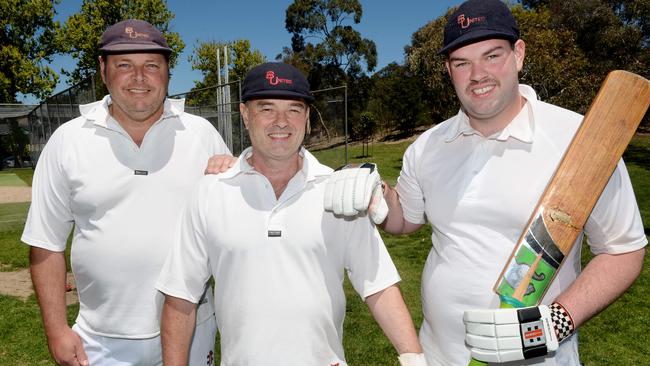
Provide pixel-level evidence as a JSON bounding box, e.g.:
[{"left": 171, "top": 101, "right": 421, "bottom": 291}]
[{"left": 19, "top": 0, "right": 465, "bottom": 104}]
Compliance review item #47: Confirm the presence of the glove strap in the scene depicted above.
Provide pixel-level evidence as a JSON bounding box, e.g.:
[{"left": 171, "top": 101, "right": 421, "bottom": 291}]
[{"left": 550, "top": 302, "right": 575, "bottom": 342}]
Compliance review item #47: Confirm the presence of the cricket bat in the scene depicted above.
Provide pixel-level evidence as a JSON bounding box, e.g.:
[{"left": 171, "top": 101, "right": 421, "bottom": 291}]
[{"left": 468, "top": 70, "right": 650, "bottom": 366}]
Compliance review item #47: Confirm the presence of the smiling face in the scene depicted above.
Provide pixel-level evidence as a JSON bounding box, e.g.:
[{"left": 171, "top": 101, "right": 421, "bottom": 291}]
[
  {"left": 445, "top": 38, "right": 526, "bottom": 136},
  {"left": 240, "top": 98, "right": 309, "bottom": 166},
  {"left": 99, "top": 53, "right": 169, "bottom": 125}
]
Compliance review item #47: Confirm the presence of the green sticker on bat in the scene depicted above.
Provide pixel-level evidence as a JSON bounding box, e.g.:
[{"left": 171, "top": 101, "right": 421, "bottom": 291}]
[{"left": 496, "top": 214, "right": 564, "bottom": 306}]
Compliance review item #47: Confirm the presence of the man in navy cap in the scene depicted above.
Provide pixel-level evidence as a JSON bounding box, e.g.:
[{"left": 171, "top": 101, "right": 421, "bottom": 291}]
[
  {"left": 156, "top": 62, "right": 428, "bottom": 366},
  {"left": 24, "top": 19, "right": 231, "bottom": 365},
  {"left": 323, "top": 0, "right": 646, "bottom": 365}
]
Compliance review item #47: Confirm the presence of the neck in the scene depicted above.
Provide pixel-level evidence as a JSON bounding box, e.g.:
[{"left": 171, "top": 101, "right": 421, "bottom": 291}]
[
  {"left": 469, "top": 94, "right": 527, "bottom": 137},
  {"left": 249, "top": 152, "right": 302, "bottom": 199},
  {"left": 109, "top": 103, "right": 164, "bottom": 146}
]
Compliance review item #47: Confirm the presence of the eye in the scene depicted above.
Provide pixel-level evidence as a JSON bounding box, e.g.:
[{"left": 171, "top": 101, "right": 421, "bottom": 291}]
[
  {"left": 453, "top": 61, "right": 469, "bottom": 69},
  {"left": 116, "top": 63, "right": 131, "bottom": 69},
  {"left": 146, "top": 63, "right": 160, "bottom": 70}
]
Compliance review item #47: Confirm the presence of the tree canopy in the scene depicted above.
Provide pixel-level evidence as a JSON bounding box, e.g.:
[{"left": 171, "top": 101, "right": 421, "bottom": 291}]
[
  {"left": 56, "top": 0, "right": 184, "bottom": 84},
  {"left": 186, "top": 39, "right": 266, "bottom": 105},
  {"left": 1, "top": 0, "right": 60, "bottom": 102},
  {"left": 284, "top": 0, "right": 377, "bottom": 88}
]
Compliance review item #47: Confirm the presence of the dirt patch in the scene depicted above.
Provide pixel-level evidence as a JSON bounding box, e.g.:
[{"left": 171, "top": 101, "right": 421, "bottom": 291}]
[
  {"left": 0, "top": 268, "right": 78, "bottom": 305},
  {"left": 0, "top": 186, "right": 31, "bottom": 203}
]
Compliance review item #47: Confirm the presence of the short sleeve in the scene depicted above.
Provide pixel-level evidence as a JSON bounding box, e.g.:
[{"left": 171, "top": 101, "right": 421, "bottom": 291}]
[
  {"left": 584, "top": 159, "right": 647, "bottom": 255},
  {"left": 156, "top": 180, "right": 213, "bottom": 303},
  {"left": 396, "top": 143, "right": 427, "bottom": 225},
  {"left": 21, "top": 130, "right": 74, "bottom": 251}
]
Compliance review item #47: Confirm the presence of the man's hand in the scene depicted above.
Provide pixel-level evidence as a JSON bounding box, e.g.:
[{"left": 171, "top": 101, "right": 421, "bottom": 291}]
[
  {"left": 47, "top": 327, "right": 89, "bottom": 366},
  {"left": 464, "top": 304, "right": 569, "bottom": 363},
  {"left": 204, "top": 154, "right": 237, "bottom": 174},
  {"left": 323, "top": 163, "right": 388, "bottom": 224}
]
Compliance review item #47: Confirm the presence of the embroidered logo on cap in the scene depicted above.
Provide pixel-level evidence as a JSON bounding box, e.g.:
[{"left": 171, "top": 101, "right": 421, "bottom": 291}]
[
  {"left": 125, "top": 26, "right": 150, "bottom": 39},
  {"left": 265, "top": 70, "right": 293, "bottom": 86},
  {"left": 457, "top": 14, "right": 486, "bottom": 29}
]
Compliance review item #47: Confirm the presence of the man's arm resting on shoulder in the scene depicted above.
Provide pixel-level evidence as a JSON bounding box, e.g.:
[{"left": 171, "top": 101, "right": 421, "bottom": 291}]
[
  {"left": 30, "top": 247, "right": 88, "bottom": 366},
  {"left": 161, "top": 294, "right": 197, "bottom": 366},
  {"left": 365, "top": 284, "right": 427, "bottom": 365},
  {"left": 379, "top": 183, "right": 423, "bottom": 235},
  {"left": 555, "top": 247, "right": 645, "bottom": 327}
]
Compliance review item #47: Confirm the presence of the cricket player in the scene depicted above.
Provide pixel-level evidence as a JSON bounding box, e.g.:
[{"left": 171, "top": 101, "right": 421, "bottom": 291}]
[
  {"left": 23, "top": 19, "right": 231, "bottom": 366},
  {"left": 156, "top": 62, "right": 427, "bottom": 366},
  {"left": 323, "top": 1, "right": 646, "bottom": 365}
]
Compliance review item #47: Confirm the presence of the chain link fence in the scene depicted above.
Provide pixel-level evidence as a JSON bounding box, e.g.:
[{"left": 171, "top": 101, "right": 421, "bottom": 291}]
[{"left": 27, "top": 74, "right": 349, "bottom": 166}]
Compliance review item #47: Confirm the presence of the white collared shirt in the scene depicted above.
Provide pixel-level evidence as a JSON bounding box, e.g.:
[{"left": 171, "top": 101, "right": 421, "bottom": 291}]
[
  {"left": 22, "top": 95, "right": 231, "bottom": 338},
  {"left": 397, "top": 85, "right": 646, "bottom": 366},
  {"left": 157, "top": 147, "right": 401, "bottom": 365}
]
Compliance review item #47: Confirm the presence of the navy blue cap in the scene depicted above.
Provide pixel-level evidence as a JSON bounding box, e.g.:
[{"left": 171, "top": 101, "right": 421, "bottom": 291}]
[
  {"left": 100, "top": 19, "right": 172, "bottom": 55},
  {"left": 242, "top": 62, "right": 314, "bottom": 103},
  {"left": 439, "top": 0, "right": 519, "bottom": 55}
]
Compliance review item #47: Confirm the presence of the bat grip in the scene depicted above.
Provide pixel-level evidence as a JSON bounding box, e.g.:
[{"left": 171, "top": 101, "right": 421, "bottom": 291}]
[{"left": 467, "top": 295, "right": 527, "bottom": 365}]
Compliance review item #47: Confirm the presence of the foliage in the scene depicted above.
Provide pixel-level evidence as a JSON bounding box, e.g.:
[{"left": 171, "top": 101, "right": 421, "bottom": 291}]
[
  {"left": 284, "top": 0, "right": 377, "bottom": 89},
  {"left": 0, "top": 121, "right": 30, "bottom": 168},
  {"left": 56, "top": 0, "right": 184, "bottom": 84},
  {"left": 352, "top": 111, "right": 376, "bottom": 142},
  {"left": 186, "top": 39, "right": 265, "bottom": 106},
  {"left": 368, "top": 62, "right": 431, "bottom": 137},
  {"left": 405, "top": 11, "right": 459, "bottom": 124},
  {"left": 0, "top": 0, "right": 60, "bottom": 102}
]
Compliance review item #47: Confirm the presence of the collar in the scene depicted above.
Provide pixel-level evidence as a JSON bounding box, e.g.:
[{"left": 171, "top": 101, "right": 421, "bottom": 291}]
[
  {"left": 79, "top": 95, "right": 185, "bottom": 129},
  {"left": 218, "top": 146, "right": 332, "bottom": 182},
  {"left": 444, "top": 84, "right": 538, "bottom": 143}
]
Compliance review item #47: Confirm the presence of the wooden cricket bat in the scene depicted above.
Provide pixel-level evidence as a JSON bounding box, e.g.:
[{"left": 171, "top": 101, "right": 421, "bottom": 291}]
[{"left": 468, "top": 70, "right": 650, "bottom": 366}]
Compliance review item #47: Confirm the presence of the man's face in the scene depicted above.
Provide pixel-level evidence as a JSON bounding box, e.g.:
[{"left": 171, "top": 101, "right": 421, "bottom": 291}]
[
  {"left": 240, "top": 98, "right": 309, "bottom": 164},
  {"left": 446, "top": 38, "right": 525, "bottom": 132},
  {"left": 100, "top": 53, "right": 169, "bottom": 123}
]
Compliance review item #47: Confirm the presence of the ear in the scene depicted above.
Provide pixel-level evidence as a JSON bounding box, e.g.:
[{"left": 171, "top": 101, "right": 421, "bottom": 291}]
[
  {"left": 305, "top": 106, "right": 311, "bottom": 135},
  {"left": 239, "top": 102, "right": 250, "bottom": 129},
  {"left": 99, "top": 55, "right": 107, "bottom": 84},
  {"left": 514, "top": 39, "right": 526, "bottom": 72}
]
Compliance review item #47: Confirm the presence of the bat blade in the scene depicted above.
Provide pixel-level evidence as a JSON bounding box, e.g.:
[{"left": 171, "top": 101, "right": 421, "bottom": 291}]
[{"left": 494, "top": 70, "right": 650, "bottom": 307}]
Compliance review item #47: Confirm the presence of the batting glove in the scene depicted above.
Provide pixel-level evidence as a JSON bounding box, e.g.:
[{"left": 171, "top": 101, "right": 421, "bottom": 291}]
[
  {"left": 398, "top": 353, "right": 428, "bottom": 366},
  {"left": 464, "top": 303, "right": 574, "bottom": 363},
  {"left": 323, "top": 163, "right": 388, "bottom": 224}
]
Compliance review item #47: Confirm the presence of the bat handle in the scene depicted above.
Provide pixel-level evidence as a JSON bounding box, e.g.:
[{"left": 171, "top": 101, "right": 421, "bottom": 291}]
[{"left": 467, "top": 295, "right": 526, "bottom": 365}]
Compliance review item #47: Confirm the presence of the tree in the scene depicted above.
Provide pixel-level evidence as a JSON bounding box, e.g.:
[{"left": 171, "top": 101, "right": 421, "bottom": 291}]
[
  {"left": 56, "top": 0, "right": 184, "bottom": 85},
  {"left": 368, "top": 63, "right": 430, "bottom": 137},
  {"left": 186, "top": 39, "right": 266, "bottom": 105},
  {"left": 284, "top": 0, "right": 377, "bottom": 88},
  {"left": 0, "top": 0, "right": 59, "bottom": 102}
]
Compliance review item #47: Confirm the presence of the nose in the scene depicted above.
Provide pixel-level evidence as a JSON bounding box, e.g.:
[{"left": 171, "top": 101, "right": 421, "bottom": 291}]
[
  {"left": 469, "top": 62, "right": 488, "bottom": 83},
  {"left": 133, "top": 65, "right": 146, "bottom": 82}
]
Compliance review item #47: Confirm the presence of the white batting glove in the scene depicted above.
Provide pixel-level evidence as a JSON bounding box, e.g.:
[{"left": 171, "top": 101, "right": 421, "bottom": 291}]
[
  {"left": 323, "top": 163, "right": 388, "bottom": 224},
  {"left": 464, "top": 305, "right": 560, "bottom": 363},
  {"left": 398, "top": 353, "right": 428, "bottom": 366}
]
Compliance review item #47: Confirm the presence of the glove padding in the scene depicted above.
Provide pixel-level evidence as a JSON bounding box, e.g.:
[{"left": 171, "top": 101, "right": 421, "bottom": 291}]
[
  {"left": 464, "top": 305, "right": 559, "bottom": 363},
  {"left": 398, "top": 353, "right": 428, "bottom": 366},
  {"left": 323, "top": 163, "right": 388, "bottom": 224}
]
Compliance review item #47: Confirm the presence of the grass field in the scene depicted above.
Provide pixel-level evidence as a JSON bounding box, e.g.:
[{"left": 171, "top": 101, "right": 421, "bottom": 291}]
[{"left": 0, "top": 136, "right": 647, "bottom": 365}]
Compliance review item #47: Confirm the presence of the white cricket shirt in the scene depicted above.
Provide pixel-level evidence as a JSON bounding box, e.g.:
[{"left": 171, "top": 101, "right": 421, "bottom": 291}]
[
  {"left": 157, "top": 147, "right": 401, "bottom": 366},
  {"left": 22, "top": 95, "right": 231, "bottom": 338},
  {"left": 397, "top": 85, "right": 647, "bottom": 366}
]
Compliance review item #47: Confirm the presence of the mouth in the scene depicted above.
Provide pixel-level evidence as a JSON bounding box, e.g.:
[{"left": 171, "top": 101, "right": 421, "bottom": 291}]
[
  {"left": 126, "top": 87, "right": 150, "bottom": 95},
  {"left": 472, "top": 85, "right": 495, "bottom": 96},
  {"left": 268, "top": 132, "right": 291, "bottom": 139}
]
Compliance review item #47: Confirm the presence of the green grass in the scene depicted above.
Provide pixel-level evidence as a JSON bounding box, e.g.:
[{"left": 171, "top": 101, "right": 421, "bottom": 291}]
[
  {"left": 0, "top": 135, "right": 647, "bottom": 365},
  {"left": 0, "top": 168, "right": 34, "bottom": 187}
]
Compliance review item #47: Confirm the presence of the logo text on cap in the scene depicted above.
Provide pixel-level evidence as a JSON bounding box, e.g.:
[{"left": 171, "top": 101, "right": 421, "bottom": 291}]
[
  {"left": 457, "top": 14, "right": 486, "bottom": 29},
  {"left": 265, "top": 71, "right": 293, "bottom": 86},
  {"left": 125, "top": 26, "right": 150, "bottom": 39}
]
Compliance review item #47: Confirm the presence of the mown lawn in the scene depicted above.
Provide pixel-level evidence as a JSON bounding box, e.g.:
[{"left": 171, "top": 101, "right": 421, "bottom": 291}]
[{"left": 0, "top": 136, "right": 647, "bottom": 365}]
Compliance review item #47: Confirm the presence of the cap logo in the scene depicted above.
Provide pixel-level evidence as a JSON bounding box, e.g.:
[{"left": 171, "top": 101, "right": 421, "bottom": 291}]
[
  {"left": 265, "top": 70, "right": 293, "bottom": 86},
  {"left": 125, "top": 26, "right": 150, "bottom": 39},
  {"left": 457, "top": 14, "right": 486, "bottom": 29}
]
